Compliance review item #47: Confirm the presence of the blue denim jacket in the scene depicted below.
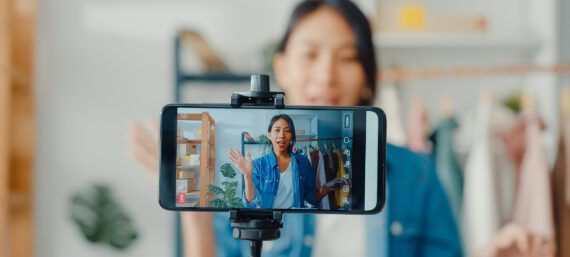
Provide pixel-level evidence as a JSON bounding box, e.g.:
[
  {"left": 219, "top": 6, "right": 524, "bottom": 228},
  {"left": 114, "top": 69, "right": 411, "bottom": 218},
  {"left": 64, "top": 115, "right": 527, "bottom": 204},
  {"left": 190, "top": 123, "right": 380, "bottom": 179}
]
[
  {"left": 244, "top": 151, "right": 317, "bottom": 208},
  {"left": 211, "top": 144, "right": 463, "bottom": 257}
]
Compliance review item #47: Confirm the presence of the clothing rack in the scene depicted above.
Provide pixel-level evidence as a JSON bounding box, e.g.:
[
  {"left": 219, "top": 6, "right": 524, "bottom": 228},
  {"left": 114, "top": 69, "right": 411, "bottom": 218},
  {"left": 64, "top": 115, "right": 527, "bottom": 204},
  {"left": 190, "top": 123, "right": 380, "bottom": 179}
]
[
  {"left": 240, "top": 132, "right": 349, "bottom": 155},
  {"left": 297, "top": 137, "right": 346, "bottom": 142},
  {"left": 378, "top": 63, "right": 570, "bottom": 83}
]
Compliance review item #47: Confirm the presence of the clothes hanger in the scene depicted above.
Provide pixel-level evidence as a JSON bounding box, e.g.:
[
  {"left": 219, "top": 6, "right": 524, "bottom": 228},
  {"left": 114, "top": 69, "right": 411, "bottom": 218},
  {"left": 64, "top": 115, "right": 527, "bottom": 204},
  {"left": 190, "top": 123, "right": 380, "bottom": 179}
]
[
  {"left": 561, "top": 88, "right": 570, "bottom": 116},
  {"left": 521, "top": 89, "right": 537, "bottom": 113},
  {"left": 439, "top": 92, "right": 454, "bottom": 119},
  {"left": 481, "top": 89, "right": 493, "bottom": 104}
]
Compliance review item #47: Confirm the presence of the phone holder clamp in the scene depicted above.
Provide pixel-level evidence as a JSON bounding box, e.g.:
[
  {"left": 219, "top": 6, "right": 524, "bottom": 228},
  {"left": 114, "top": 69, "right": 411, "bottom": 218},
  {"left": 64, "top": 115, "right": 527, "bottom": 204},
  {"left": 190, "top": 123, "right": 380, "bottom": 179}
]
[
  {"left": 231, "top": 74, "right": 285, "bottom": 108},
  {"left": 229, "top": 210, "right": 283, "bottom": 257}
]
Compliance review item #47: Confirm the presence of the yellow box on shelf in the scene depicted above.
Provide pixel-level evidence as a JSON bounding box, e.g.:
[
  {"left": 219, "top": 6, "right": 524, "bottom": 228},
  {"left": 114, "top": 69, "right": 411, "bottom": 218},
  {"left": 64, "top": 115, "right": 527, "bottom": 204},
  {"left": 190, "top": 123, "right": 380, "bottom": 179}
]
[
  {"left": 400, "top": 3, "right": 426, "bottom": 31},
  {"left": 178, "top": 170, "right": 196, "bottom": 179}
]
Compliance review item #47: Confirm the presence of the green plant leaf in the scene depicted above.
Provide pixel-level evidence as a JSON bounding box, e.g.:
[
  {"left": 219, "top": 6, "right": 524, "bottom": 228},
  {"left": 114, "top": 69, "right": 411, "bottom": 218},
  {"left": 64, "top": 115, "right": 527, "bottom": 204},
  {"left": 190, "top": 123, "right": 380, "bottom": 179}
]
[
  {"left": 257, "top": 134, "right": 272, "bottom": 155},
  {"left": 503, "top": 93, "right": 521, "bottom": 114},
  {"left": 229, "top": 197, "right": 245, "bottom": 208},
  {"left": 257, "top": 134, "right": 269, "bottom": 144},
  {"left": 69, "top": 184, "right": 138, "bottom": 250},
  {"left": 225, "top": 186, "right": 237, "bottom": 200},
  {"left": 221, "top": 181, "right": 238, "bottom": 188},
  {"left": 220, "top": 163, "right": 236, "bottom": 178},
  {"left": 208, "top": 185, "right": 225, "bottom": 196},
  {"left": 209, "top": 198, "right": 225, "bottom": 208}
]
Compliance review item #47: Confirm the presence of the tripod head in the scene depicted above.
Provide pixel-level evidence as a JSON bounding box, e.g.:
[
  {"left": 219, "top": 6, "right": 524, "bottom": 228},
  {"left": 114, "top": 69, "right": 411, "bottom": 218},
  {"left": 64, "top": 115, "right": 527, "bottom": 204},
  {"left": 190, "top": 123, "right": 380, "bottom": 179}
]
[{"left": 231, "top": 74, "right": 285, "bottom": 108}]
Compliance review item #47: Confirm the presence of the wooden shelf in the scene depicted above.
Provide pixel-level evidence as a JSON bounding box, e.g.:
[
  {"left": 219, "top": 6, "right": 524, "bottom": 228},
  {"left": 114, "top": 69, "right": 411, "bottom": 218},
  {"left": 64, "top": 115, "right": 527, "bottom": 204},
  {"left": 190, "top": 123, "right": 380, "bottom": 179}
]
[
  {"left": 186, "top": 190, "right": 200, "bottom": 196},
  {"left": 374, "top": 33, "right": 541, "bottom": 50},
  {"left": 177, "top": 164, "right": 200, "bottom": 169},
  {"left": 177, "top": 137, "right": 202, "bottom": 144},
  {"left": 178, "top": 73, "right": 251, "bottom": 83}
]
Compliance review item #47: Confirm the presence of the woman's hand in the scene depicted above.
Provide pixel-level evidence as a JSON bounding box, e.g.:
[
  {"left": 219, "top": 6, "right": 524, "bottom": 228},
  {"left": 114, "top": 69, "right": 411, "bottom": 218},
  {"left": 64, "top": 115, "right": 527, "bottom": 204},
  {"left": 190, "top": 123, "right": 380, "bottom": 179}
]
[
  {"left": 228, "top": 149, "right": 253, "bottom": 179},
  {"left": 128, "top": 120, "right": 160, "bottom": 183},
  {"left": 317, "top": 178, "right": 351, "bottom": 200},
  {"left": 228, "top": 149, "right": 256, "bottom": 204},
  {"left": 475, "top": 223, "right": 555, "bottom": 257},
  {"left": 323, "top": 178, "right": 351, "bottom": 191}
]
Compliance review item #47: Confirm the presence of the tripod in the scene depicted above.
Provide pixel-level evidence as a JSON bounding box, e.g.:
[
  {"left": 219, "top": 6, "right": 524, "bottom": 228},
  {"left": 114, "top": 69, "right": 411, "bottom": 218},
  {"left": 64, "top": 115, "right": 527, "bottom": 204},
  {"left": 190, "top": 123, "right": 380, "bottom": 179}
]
[{"left": 228, "top": 74, "right": 285, "bottom": 257}]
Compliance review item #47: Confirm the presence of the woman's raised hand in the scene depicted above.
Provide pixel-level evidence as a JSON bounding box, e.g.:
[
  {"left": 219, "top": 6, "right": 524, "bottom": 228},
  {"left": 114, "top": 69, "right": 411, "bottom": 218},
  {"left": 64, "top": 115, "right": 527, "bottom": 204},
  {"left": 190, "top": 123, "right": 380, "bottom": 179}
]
[
  {"left": 128, "top": 119, "right": 160, "bottom": 183},
  {"left": 228, "top": 149, "right": 253, "bottom": 179}
]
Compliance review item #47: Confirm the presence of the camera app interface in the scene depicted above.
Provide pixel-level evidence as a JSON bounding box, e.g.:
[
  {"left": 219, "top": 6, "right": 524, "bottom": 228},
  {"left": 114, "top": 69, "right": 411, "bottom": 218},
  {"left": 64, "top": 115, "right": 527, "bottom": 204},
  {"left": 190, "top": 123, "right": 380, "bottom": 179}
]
[{"left": 175, "top": 108, "right": 355, "bottom": 210}]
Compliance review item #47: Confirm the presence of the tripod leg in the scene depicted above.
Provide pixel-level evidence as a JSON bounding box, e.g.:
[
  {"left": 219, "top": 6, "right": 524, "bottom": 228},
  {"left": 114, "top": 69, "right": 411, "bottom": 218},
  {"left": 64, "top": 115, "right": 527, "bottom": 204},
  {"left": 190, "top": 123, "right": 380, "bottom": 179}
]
[{"left": 250, "top": 240, "right": 262, "bottom": 257}]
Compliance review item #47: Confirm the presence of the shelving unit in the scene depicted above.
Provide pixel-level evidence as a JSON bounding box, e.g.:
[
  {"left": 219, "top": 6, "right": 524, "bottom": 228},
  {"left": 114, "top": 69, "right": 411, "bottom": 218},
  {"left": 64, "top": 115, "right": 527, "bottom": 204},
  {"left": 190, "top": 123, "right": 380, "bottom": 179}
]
[
  {"left": 176, "top": 112, "right": 216, "bottom": 207},
  {"left": 173, "top": 32, "right": 251, "bottom": 102}
]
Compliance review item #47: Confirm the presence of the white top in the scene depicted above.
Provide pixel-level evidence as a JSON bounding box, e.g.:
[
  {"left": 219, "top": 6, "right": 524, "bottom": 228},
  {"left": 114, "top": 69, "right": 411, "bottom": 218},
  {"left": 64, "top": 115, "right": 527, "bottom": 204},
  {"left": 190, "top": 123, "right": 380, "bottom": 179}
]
[
  {"left": 313, "top": 215, "right": 366, "bottom": 257},
  {"left": 273, "top": 160, "right": 294, "bottom": 209}
]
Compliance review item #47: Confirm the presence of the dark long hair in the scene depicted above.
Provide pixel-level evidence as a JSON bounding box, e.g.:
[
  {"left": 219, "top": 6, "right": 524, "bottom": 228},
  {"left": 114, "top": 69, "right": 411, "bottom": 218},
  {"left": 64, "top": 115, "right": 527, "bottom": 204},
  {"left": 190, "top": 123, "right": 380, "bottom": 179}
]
[
  {"left": 276, "top": 0, "right": 377, "bottom": 106},
  {"left": 267, "top": 114, "right": 297, "bottom": 152}
]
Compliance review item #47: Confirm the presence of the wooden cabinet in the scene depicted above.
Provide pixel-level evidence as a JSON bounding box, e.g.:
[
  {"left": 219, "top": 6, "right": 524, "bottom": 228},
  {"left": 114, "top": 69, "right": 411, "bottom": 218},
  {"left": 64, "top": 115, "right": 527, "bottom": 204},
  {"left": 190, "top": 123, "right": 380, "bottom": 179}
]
[{"left": 176, "top": 112, "right": 216, "bottom": 207}]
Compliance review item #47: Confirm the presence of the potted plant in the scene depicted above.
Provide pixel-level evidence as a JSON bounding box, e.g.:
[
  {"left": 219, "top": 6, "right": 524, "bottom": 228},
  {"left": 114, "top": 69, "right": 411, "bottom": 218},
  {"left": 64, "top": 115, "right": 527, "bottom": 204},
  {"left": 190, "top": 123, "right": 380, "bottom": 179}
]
[{"left": 208, "top": 163, "right": 245, "bottom": 208}]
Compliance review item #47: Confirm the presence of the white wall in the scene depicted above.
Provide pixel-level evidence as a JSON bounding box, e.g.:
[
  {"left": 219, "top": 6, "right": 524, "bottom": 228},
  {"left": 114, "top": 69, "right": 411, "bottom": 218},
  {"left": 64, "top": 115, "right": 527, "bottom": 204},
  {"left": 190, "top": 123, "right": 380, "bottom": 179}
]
[{"left": 35, "top": 1, "right": 299, "bottom": 257}]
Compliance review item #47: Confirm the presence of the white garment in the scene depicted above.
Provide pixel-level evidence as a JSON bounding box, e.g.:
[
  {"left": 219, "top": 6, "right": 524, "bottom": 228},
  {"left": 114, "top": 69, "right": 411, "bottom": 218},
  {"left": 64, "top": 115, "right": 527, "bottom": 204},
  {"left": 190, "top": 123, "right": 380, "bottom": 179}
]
[
  {"left": 317, "top": 151, "right": 330, "bottom": 209},
  {"left": 313, "top": 215, "right": 366, "bottom": 257},
  {"left": 455, "top": 101, "right": 517, "bottom": 224},
  {"left": 376, "top": 84, "right": 407, "bottom": 146},
  {"left": 462, "top": 96, "right": 501, "bottom": 256},
  {"left": 273, "top": 160, "right": 294, "bottom": 209}
]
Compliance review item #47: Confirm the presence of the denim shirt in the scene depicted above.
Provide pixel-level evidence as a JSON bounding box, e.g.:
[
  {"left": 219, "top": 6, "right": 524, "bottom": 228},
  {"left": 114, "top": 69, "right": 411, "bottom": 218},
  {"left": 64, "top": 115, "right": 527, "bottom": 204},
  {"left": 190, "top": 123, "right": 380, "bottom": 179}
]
[
  {"left": 244, "top": 150, "right": 317, "bottom": 209},
  {"left": 211, "top": 144, "right": 463, "bottom": 257}
]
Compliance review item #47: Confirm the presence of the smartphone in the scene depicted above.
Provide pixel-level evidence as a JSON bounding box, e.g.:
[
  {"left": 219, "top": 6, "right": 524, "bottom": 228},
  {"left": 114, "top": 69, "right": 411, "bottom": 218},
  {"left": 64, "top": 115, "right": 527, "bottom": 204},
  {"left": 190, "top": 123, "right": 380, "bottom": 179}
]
[{"left": 159, "top": 104, "right": 386, "bottom": 214}]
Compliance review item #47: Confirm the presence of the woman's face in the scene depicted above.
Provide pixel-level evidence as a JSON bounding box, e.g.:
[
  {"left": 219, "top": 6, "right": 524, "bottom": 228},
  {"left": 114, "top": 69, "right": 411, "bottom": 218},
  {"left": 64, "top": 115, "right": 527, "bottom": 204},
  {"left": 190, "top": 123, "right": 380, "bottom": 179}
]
[
  {"left": 269, "top": 118, "right": 293, "bottom": 152},
  {"left": 274, "top": 6, "right": 366, "bottom": 106}
]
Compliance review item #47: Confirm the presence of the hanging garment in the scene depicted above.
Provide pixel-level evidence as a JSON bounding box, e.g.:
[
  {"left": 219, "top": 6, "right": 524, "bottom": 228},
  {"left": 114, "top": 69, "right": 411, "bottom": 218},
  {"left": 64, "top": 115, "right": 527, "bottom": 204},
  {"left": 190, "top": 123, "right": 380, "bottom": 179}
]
[
  {"left": 462, "top": 96, "right": 502, "bottom": 256},
  {"left": 407, "top": 97, "right": 431, "bottom": 152},
  {"left": 553, "top": 111, "right": 570, "bottom": 257},
  {"left": 501, "top": 118, "right": 527, "bottom": 172},
  {"left": 323, "top": 150, "right": 337, "bottom": 209},
  {"left": 429, "top": 117, "right": 463, "bottom": 225},
  {"left": 335, "top": 150, "right": 349, "bottom": 208},
  {"left": 316, "top": 150, "right": 330, "bottom": 210},
  {"left": 456, "top": 101, "right": 518, "bottom": 224},
  {"left": 512, "top": 113, "right": 556, "bottom": 253},
  {"left": 310, "top": 148, "right": 319, "bottom": 174},
  {"left": 378, "top": 84, "right": 407, "bottom": 146},
  {"left": 501, "top": 116, "right": 547, "bottom": 172}
]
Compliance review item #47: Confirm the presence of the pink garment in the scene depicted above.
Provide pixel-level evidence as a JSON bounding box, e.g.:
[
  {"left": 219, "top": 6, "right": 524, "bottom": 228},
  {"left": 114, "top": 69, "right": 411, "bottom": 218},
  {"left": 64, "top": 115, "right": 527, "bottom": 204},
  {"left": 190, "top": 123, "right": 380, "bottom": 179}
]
[
  {"left": 512, "top": 113, "right": 556, "bottom": 247},
  {"left": 500, "top": 116, "right": 546, "bottom": 172},
  {"left": 407, "top": 99, "right": 430, "bottom": 152}
]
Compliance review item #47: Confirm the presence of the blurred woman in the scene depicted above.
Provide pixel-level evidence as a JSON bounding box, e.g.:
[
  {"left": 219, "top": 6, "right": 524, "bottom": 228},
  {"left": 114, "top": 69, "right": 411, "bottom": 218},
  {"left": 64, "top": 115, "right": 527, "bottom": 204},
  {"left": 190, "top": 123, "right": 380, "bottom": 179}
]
[{"left": 130, "top": 0, "right": 537, "bottom": 256}]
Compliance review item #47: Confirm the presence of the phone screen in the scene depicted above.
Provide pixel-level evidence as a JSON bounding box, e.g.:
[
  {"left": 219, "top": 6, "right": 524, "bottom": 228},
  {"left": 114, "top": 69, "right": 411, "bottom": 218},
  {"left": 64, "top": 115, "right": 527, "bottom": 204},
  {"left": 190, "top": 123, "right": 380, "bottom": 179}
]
[{"left": 159, "top": 105, "right": 386, "bottom": 214}]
